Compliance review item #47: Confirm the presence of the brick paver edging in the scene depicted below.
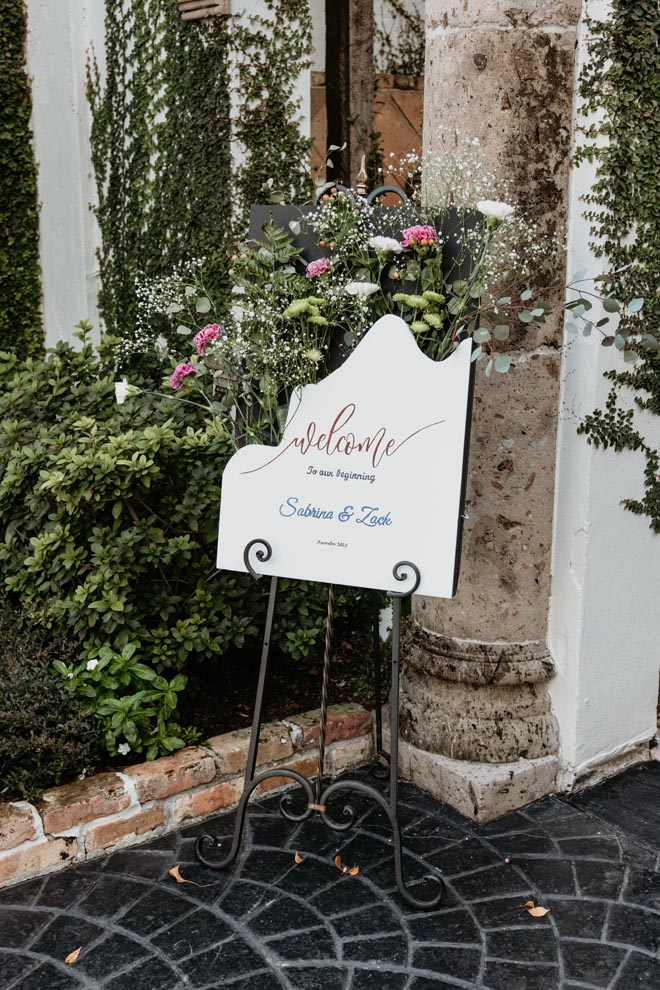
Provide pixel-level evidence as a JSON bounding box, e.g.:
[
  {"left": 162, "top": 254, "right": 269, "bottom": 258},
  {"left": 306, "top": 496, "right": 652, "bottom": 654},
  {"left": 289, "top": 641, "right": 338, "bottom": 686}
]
[{"left": 0, "top": 703, "right": 373, "bottom": 889}]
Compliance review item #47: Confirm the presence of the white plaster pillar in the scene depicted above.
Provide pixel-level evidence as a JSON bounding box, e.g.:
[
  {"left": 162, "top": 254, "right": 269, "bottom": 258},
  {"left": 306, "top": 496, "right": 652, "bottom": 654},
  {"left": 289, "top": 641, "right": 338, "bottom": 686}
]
[
  {"left": 548, "top": 0, "right": 660, "bottom": 791},
  {"left": 25, "top": 0, "right": 103, "bottom": 346}
]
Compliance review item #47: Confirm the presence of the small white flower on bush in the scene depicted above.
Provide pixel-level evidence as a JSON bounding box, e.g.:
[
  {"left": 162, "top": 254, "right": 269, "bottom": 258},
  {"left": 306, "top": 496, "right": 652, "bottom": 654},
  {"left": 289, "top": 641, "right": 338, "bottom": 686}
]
[
  {"left": 86, "top": 657, "right": 99, "bottom": 671},
  {"left": 345, "top": 281, "right": 379, "bottom": 298},
  {"left": 114, "top": 379, "right": 130, "bottom": 404},
  {"left": 369, "top": 236, "right": 403, "bottom": 254},
  {"left": 114, "top": 379, "right": 140, "bottom": 404},
  {"left": 117, "top": 742, "right": 131, "bottom": 756},
  {"left": 476, "top": 200, "right": 515, "bottom": 221}
]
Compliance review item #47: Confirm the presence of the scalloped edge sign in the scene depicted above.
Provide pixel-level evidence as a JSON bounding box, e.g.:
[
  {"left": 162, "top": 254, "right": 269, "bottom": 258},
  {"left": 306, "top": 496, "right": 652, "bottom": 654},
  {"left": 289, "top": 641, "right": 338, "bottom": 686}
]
[{"left": 217, "top": 315, "right": 473, "bottom": 597}]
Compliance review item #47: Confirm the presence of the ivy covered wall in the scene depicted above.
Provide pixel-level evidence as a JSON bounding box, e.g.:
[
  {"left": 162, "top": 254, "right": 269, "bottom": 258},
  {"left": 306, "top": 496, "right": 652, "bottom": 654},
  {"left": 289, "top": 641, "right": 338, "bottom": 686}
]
[
  {"left": 233, "top": 0, "right": 312, "bottom": 227},
  {"left": 87, "top": 1, "right": 233, "bottom": 349},
  {"left": 88, "top": 0, "right": 312, "bottom": 362},
  {"left": 577, "top": 0, "right": 660, "bottom": 530},
  {"left": 0, "top": 0, "right": 43, "bottom": 356}
]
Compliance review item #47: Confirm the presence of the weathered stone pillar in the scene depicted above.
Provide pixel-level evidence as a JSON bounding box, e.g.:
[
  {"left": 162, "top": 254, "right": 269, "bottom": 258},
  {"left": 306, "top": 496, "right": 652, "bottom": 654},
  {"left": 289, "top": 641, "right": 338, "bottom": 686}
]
[{"left": 399, "top": 0, "right": 582, "bottom": 822}]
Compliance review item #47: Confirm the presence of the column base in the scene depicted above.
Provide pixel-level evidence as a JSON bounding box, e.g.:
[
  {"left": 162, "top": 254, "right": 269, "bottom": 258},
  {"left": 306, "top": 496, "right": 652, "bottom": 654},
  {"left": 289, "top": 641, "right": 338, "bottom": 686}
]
[{"left": 393, "top": 735, "right": 560, "bottom": 823}]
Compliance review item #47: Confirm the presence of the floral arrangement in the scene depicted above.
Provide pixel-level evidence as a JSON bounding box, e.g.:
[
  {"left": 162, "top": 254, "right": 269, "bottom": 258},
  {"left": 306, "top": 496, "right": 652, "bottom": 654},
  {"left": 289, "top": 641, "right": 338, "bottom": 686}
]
[{"left": 118, "top": 138, "right": 631, "bottom": 446}]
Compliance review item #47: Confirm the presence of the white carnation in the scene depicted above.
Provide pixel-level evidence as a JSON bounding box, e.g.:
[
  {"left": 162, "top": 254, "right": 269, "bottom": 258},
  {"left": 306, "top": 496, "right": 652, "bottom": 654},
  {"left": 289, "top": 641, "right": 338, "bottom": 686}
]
[
  {"left": 114, "top": 379, "right": 140, "bottom": 404},
  {"left": 476, "top": 200, "right": 515, "bottom": 221},
  {"left": 345, "top": 281, "right": 379, "bottom": 298},
  {"left": 114, "top": 379, "right": 130, "bottom": 405},
  {"left": 369, "top": 236, "right": 402, "bottom": 254}
]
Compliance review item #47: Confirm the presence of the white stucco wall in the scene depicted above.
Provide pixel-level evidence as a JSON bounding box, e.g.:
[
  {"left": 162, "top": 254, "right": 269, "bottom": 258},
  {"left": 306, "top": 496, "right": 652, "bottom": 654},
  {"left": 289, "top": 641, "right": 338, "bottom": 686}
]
[
  {"left": 310, "top": 0, "right": 325, "bottom": 71},
  {"left": 548, "top": 0, "right": 660, "bottom": 788},
  {"left": 25, "top": 0, "right": 103, "bottom": 347}
]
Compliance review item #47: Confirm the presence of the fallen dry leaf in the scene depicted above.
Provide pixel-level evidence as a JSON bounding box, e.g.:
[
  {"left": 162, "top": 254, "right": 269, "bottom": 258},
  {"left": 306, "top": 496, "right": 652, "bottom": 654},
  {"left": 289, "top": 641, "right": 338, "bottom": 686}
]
[
  {"left": 528, "top": 906, "right": 551, "bottom": 918},
  {"left": 334, "top": 854, "right": 359, "bottom": 876},
  {"left": 168, "top": 865, "right": 216, "bottom": 888},
  {"left": 64, "top": 947, "right": 82, "bottom": 965},
  {"left": 294, "top": 851, "right": 305, "bottom": 864},
  {"left": 521, "top": 900, "right": 535, "bottom": 908}
]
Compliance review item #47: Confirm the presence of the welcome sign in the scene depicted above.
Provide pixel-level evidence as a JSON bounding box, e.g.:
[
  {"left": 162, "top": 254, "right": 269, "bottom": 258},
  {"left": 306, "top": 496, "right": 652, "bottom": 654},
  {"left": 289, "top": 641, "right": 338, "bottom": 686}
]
[{"left": 217, "top": 315, "right": 473, "bottom": 597}]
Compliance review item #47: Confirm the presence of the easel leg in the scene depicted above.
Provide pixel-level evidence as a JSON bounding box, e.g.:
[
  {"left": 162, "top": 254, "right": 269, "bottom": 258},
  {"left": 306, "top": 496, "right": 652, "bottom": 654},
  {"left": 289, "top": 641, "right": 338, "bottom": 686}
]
[
  {"left": 371, "top": 590, "right": 390, "bottom": 780},
  {"left": 318, "top": 570, "right": 446, "bottom": 909},
  {"left": 389, "top": 595, "right": 402, "bottom": 812},
  {"left": 196, "top": 575, "right": 313, "bottom": 869},
  {"left": 197, "top": 556, "right": 446, "bottom": 909},
  {"left": 314, "top": 585, "right": 335, "bottom": 806},
  {"left": 373, "top": 589, "right": 383, "bottom": 756}
]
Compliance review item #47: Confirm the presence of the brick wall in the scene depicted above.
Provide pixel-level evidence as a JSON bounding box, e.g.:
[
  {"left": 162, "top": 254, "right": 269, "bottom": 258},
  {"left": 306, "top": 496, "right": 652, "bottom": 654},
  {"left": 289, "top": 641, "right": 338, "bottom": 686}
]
[{"left": 0, "top": 704, "right": 373, "bottom": 888}]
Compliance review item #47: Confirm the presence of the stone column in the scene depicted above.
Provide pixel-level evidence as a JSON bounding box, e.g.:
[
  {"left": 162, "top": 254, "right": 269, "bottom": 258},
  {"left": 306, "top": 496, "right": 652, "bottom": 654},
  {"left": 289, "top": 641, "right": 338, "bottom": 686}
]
[{"left": 399, "top": 0, "right": 582, "bottom": 822}]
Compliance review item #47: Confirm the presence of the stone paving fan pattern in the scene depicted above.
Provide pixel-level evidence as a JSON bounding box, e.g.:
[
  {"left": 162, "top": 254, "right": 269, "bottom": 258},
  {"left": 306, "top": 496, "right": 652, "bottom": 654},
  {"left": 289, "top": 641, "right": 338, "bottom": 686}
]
[{"left": 1, "top": 763, "right": 660, "bottom": 988}]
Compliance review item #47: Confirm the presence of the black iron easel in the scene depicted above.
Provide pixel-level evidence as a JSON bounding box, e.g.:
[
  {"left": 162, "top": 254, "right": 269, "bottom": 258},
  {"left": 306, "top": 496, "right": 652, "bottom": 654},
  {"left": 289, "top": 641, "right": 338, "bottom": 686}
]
[{"left": 195, "top": 539, "right": 446, "bottom": 910}]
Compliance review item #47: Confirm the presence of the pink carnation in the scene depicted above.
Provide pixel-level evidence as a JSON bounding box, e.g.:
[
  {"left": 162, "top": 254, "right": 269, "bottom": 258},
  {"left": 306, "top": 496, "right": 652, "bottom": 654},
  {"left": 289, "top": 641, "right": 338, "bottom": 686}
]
[
  {"left": 169, "top": 362, "right": 196, "bottom": 391},
  {"left": 193, "top": 323, "right": 222, "bottom": 356},
  {"left": 400, "top": 225, "right": 438, "bottom": 248},
  {"left": 305, "top": 257, "right": 332, "bottom": 279}
]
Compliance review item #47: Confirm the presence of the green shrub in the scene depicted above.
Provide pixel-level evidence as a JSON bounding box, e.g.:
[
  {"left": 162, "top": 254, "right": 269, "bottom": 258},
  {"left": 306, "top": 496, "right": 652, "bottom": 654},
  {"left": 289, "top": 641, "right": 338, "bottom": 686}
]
[
  {"left": 0, "top": 328, "right": 247, "bottom": 755},
  {"left": 0, "top": 605, "right": 102, "bottom": 801},
  {"left": 0, "top": 326, "right": 347, "bottom": 757}
]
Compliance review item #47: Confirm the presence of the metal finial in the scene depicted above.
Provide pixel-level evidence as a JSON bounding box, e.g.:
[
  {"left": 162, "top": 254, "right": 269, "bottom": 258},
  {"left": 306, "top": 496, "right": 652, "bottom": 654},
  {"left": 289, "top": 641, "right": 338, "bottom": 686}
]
[{"left": 356, "top": 155, "right": 368, "bottom": 196}]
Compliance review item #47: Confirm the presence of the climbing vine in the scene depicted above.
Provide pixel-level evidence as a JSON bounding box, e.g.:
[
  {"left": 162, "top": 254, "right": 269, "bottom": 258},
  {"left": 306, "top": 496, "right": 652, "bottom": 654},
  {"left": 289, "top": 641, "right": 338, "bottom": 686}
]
[
  {"left": 87, "top": 1, "right": 232, "bottom": 362},
  {"left": 576, "top": 0, "right": 660, "bottom": 530},
  {"left": 88, "top": 1, "right": 312, "bottom": 369},
  {"left": 232, "top": 1, "right": 313, "bottom": 228},
  {"left": 375, "top": 0, "right": 425, "bottom": 77},
  {"left": 0, "top": 0, "right": 43, "bottom": 356}
]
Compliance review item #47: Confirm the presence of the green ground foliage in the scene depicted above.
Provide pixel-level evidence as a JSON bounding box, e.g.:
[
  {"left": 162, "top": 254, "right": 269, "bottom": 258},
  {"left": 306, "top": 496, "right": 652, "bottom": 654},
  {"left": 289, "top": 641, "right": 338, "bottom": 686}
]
[
  {"left": 0, "top": 602, "right": 102, "bottom": 801},
  {"left": 0, "top": 327, "right": 366, "bottom": 759},
  {"left": 576, "top": 1, "right": 660, "bottom": 530},
  {"left": 0, "top": 1, "right": 43, "bottom": 356}
]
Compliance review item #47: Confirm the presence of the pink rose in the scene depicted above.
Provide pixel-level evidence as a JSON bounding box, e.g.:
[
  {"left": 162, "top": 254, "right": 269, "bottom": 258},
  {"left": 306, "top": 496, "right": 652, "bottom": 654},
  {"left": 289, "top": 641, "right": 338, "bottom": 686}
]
[
  {"left": 169, "top": 362, "right": 196, "bottom": 391},
  {"left": 305, "top": 257, "right": 332, "bottom": 279},
  {"left": 400, "top": 225, "right": 438, "bottom": 248},
  {"left": 193, "top": 323, "right": 222, "bottom": 356}
]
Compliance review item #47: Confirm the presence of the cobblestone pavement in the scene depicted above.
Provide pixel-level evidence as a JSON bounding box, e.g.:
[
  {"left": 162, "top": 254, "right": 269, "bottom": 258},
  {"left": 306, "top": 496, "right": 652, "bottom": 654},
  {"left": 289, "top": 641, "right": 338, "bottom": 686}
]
[{"left": 2, "top": 762, "right": 660, "bottom": 990}]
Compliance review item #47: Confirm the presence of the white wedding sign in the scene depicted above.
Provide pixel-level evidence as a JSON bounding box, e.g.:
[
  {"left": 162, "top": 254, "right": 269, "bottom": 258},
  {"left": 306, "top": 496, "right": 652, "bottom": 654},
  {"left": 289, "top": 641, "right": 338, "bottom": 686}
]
[{"left": 217, "top": 315, "right": 473, "bottom": 597}]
